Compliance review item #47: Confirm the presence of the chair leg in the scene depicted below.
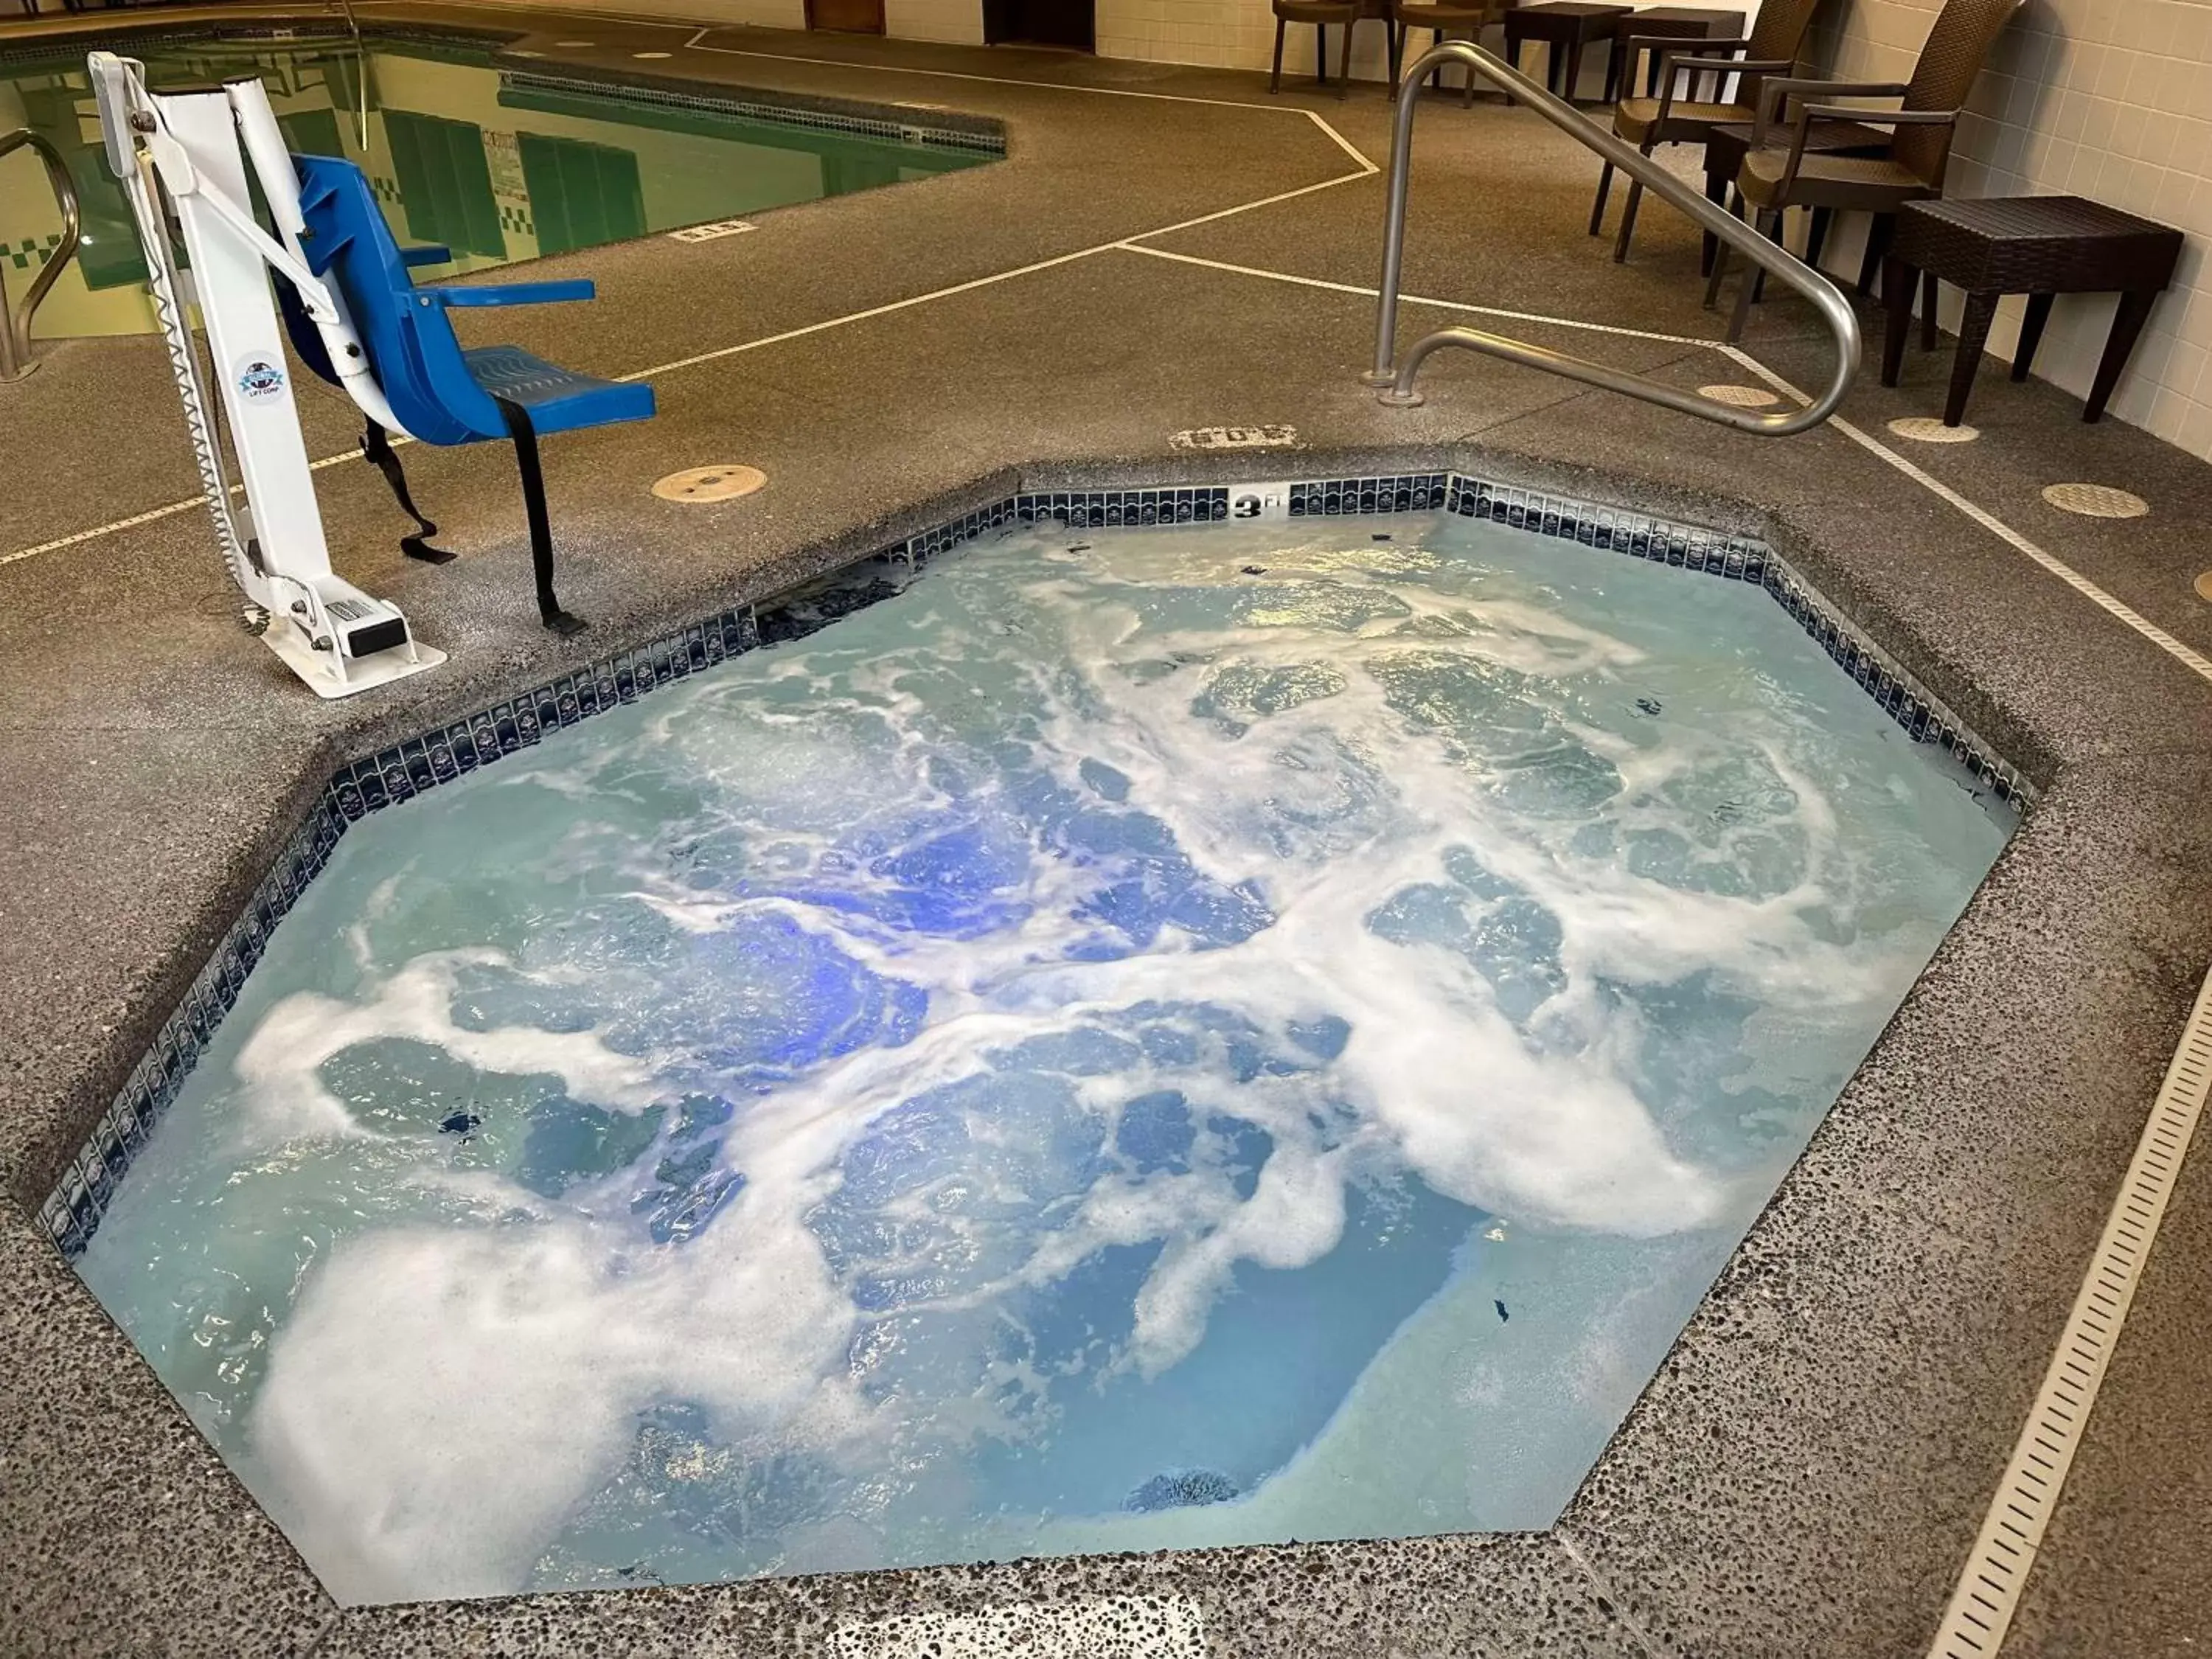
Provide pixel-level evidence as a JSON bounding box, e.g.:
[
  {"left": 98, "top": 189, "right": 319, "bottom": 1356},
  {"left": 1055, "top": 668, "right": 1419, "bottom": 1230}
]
[
  {"left": 1271, "top": 17, "right": 1285, "bottom": 92},
  {"left": 495, "top": 397, "right": 585, "bottom": 636},
  {"left": 1805, "top": 205, "right": 1833, "bottom": 269},
  {"left": 1388, "top": 16, "right": 1402, "bottom": 97},
  {"left": 1700, "top": 166, "right": 1727, "bottom": 276},
  {"left": 1921, "top": 268, "right": 1941, "bottom": 350},
  {"left": 360, "top": 420, "right": 453, "bottom": 563},
  {"left": 1612, "top": 174, "right": 1646, "bottom": 263},
  {"left": 1338, "top": 12, "right": 1353, "bottom": 100},
  {"left": 1589, "top": 161, "right": 1615, "bottom": 235},
  {"left": 1727, "top": 207, "right": 1777, "bottom": 343},
  {"left": 1703, "top": 239, "right": 1731, "bottom": 311},
  {"left": 1857, "top": 212, "right": 1893, "bottom": 297}
]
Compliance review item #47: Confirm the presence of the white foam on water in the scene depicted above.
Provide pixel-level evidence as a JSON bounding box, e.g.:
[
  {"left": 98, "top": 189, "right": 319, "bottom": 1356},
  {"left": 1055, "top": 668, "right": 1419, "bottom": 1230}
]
[{"left": 76, "top": 514, "right": 2010, "bottom": 1601}]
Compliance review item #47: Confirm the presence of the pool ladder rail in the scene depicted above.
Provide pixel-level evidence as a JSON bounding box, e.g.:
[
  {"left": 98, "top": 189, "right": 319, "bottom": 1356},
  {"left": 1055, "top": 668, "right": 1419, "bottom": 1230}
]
[
  {"left": 0, "top": 128, "right": 83, "bottom": 383},
  {"left": 1367, "top": 41, "right": 1860, "bottom": 435}
]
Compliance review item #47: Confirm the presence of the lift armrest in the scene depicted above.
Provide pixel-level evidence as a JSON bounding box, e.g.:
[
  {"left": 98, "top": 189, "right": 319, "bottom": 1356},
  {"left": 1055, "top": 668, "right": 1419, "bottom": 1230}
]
[{"left": 427, "top": 279, "right": 597, "bottom": 308}]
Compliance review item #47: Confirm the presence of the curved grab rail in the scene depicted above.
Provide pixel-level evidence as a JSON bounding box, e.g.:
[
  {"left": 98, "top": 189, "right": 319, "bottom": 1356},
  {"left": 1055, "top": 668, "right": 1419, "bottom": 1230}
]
[
  {"left": 1368, "top": 41, "right": 1859, "bottom": 435},
  {"left": 0, "top": 128, "right": 83, "bottom": 383}
]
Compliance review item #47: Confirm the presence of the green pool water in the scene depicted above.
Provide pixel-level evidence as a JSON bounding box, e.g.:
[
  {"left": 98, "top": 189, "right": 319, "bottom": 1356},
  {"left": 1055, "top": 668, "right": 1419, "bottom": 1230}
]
[{"left": 0, "top": 33, "right": 994, "bottom": 340}]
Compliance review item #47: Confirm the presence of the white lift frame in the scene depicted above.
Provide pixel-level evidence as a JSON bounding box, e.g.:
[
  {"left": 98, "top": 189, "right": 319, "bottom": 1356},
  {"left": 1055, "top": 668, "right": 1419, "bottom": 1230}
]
[{"left": 88, "top": 51, "right": 445, "bottom": 698}]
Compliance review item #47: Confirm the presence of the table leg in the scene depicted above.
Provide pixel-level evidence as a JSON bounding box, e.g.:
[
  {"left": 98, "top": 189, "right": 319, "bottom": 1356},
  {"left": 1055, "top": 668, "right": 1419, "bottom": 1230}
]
[
  {"left": 2085, "top": 289, "right": 2156, "bottom": 422},
  {"left": 1563, "top": 36, "right": 1587, "bottom": 102},
  {"left": 1946, "top": 290, "right": 1999, "bottom": 427},
  {"left": 1880, "top": 254, "right": 1913, "bottom": 388},
  {"left": 1314, "top": 22, "right": 1328, "bottom": 85},
  {"left": 2011, "top": 293, "right": 2053, "bottom": 382}
]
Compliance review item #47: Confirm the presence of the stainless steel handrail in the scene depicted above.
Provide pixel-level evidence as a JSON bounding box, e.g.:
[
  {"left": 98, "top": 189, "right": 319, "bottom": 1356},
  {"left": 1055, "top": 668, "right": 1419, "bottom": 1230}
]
[
  {"left": 1367, "top": 41, "right": 1860, "bottom": 435},
  {"left": 0, "top": 128, "right": 83, "bottom": 383}
]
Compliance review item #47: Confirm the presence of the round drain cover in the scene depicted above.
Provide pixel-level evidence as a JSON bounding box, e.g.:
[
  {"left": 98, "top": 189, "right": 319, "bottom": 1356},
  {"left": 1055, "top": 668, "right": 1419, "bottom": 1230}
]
[
  {"left": 2196, "top": 571, "right": 2212, "bottom": 603},
  {"left": 2042, "top": 482, "right": 2149, "bottom": 518},
  {"left": 1697, "top": 383, "right": 1779, "bottom": 408},
  {"left": 1888, "top": 416, "right": 1979, "bottom": 443},
  {"left": 654, "top": 465, "right": 767, "bottom": 503}
]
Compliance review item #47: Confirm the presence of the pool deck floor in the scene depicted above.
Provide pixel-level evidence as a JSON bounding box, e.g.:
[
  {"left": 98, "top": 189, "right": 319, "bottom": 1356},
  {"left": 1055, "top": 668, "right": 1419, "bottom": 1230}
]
[{"left": 5, "top": 7, "right": 2212, "bottom": 1655}]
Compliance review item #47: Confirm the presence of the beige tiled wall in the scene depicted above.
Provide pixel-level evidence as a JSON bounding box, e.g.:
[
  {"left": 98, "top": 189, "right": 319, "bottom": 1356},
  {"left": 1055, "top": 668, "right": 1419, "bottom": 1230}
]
[{"left": 1813, "top": 0, "right": 2212, "bottom": 456}]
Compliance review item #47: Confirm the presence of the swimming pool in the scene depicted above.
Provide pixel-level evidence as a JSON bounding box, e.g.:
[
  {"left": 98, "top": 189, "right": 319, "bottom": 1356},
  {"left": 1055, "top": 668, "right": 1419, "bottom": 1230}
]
[
  {"left": 72, "top": 501, "right": 2011, "bottom": 1604},
  {"left": 0, "top": 33, "right": 995, "bottom": 341}
]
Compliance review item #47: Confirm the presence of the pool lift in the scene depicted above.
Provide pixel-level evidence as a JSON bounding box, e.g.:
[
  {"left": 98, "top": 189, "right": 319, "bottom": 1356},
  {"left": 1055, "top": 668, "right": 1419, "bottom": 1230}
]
[{"left": 88, "top": 50, "right": 442, "bottom": 698}]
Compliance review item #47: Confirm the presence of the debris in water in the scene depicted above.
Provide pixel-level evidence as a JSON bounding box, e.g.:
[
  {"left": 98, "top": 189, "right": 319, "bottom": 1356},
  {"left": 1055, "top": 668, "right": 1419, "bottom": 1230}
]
[
  {"left": 1635, "top": 697, "right": 1663, "bottom": 717},
  {"left": 1495, "top": 1299, "right": 1510, "bottom": 1323},
  {"left": 438, "top": 1110, "right": 481, "bottom": 1137},
  {"left": 1241, "top": 565, "right": 1268, "bottom": 576}
]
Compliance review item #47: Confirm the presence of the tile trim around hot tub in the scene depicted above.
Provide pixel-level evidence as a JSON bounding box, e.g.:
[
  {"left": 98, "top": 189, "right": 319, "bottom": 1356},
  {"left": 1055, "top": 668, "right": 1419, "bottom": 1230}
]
[{"left": 35, "top": 470, "right": 2028, "bottom": 1259}]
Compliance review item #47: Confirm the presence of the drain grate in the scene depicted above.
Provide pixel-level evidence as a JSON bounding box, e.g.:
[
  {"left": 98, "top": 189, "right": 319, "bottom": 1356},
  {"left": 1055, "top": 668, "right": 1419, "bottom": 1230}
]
[
  {"left": 1888, "top": 417, "right": 1979, "bottom": 444},
  {"left": 1696, "top": 383, "right": 1780, "bottom": 408},
  {"left": 2041, "top": 483, "right": 2149, "bottom": 518},
  {"left": 1927, "top": 964, "right": 2212, "bottom": 1658}
]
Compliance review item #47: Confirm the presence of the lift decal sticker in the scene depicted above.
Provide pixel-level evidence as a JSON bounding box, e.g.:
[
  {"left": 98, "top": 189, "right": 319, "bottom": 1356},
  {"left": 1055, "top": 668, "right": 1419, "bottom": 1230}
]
[{"left": 236, "top": 358, "right": 288, "bottom": 403}]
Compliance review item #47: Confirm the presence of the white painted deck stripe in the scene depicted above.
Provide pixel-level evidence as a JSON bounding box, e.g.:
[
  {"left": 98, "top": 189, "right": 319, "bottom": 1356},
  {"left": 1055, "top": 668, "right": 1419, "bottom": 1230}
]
[
  {"left": 1718, "top": 347, "right": 2212, "bottom": 686},
  {"left": 1118, "top": 242, "right": 1713, "bottom": 346},
  {"left": 620, "top": 166, "right": 1374, "bottom": 380},
  {"left": 1924, "top": 963, "right": 2212, "bottom": 1658}
]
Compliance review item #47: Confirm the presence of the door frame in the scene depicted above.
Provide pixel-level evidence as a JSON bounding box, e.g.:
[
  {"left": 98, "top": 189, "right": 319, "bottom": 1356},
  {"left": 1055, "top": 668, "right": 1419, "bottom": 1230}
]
[
  {"left": 804, "top": 0, "right": 886, "bottom": 35},
  {"left": 984, "top": 0, "right": 1095, "bottom": 52}
]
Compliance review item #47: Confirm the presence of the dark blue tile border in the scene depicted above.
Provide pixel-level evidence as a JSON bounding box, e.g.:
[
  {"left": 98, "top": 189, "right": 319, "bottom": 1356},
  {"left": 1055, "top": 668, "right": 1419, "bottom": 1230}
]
[{"left": 39, "top": 472, "right": 2026, "bottom": 1258}]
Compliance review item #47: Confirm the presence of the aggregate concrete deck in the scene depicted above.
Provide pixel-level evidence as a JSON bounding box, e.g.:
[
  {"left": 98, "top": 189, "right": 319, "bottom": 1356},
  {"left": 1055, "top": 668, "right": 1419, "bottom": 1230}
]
[{"left": 4, "top": 9, "right": 2212, "bottom": 1655}]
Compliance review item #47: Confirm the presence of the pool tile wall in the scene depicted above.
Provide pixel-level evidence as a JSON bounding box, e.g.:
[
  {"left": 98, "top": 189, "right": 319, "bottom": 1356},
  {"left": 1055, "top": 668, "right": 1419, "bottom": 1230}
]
[{"left": 37, "top": 470, "right": 2031, "bottom": 1259}]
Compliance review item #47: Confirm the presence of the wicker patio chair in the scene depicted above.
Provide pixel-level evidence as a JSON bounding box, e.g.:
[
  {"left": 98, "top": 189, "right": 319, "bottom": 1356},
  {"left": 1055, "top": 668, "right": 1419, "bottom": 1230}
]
[
  {"left": 1587, "top": 0, "right": 1821, "bottom": 263},
  {"left": 1703, "top": 0, "right": 2025, "bottom": 340},
  {"left": 1391, "top": 1, "right": 1514, "bottom": 106},
  {"left": 1272, "top": 0, "right": 1399, "bottom": 100}
]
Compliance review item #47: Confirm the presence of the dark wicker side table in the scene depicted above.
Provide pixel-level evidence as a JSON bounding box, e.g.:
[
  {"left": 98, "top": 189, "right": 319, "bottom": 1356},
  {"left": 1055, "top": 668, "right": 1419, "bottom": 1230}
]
[
  {"left": 1503, "top": 2, "right": 1630, "bottom": 103},
  {"left": 1881, "top": 195, "right": 2185, "bottom": 427}
]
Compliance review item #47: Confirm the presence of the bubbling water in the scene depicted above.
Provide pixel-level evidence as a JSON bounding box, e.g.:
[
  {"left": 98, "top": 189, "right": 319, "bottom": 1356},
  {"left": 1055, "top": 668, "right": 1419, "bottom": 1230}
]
[{"left": 77, "top": 513, "right": 2009, "bottom": 1602}]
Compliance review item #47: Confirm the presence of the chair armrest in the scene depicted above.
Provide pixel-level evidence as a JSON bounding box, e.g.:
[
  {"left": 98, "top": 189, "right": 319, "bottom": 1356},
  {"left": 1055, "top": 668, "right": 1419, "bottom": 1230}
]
[
  {"left": 398, "top": 244, "right": 452, "bottom": 268},
  {"left": 1754, "top": 77, "right": 1906, "bottom": 144},
  {"left": 427, "top": 279, "right": 597, "bottom": 307},
  {"left": 1781, "top": 105, "right": 1955, "bottom": 192},
  {"left": 1649, "top": 52, "right": 1795, "bottom": 125},
  {"left": 1801, "top": 105, "right": 1960, "bottom": 124}
]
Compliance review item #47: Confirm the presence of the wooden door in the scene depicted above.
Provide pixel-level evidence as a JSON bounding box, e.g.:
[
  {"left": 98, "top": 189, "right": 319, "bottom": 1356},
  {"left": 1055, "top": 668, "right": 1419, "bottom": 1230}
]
[
  {"left": 984, "top": 0, "right": 1094, "bottom": 51},
  {"left": 806, "top": 0, "right": 885, "bottom": 33}
]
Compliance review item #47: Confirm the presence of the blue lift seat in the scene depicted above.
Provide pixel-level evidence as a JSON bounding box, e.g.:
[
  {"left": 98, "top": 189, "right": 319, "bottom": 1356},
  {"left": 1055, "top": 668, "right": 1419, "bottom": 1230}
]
[{"left": 277, "top": 153, "right": 654, "bottom": 634}]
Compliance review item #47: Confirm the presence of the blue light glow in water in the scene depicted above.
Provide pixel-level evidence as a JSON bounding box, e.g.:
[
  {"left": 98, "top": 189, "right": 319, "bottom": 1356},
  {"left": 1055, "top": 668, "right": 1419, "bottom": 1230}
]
[{"left": 77, "top": 513, "right": 2011, "bottom": 1602}]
